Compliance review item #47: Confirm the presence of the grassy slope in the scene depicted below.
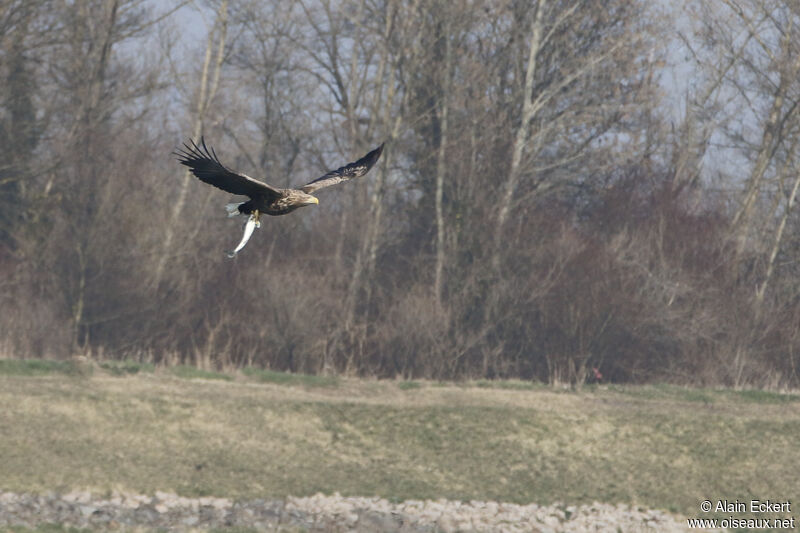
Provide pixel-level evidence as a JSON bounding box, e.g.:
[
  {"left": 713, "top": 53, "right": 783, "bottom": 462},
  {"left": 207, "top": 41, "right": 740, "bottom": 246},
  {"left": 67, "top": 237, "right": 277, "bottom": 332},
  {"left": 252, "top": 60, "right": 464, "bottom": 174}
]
[{"left": 0, "top": 361, "right": 798, "bottom": 520}]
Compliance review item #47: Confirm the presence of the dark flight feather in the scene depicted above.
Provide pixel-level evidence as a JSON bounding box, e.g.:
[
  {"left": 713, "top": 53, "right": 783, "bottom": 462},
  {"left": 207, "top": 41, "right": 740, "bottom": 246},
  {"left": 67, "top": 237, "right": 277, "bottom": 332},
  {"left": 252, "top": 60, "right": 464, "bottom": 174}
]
[
  {"left": 300, "top": 143, "right": 385, "bottom": 194},
  {"left": 174, "top": 138, "right": 384, "bottom": 217},
  {"left": 173, "top": 137, "right": 281, "bottom": 200},
  {"left": 174, "top": 137, "right": 385, "bottom": 255}
]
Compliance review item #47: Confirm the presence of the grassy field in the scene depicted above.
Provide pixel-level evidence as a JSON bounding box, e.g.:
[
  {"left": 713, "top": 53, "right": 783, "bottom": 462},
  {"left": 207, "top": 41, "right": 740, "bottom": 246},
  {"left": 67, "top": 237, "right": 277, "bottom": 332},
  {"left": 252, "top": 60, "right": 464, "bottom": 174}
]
[{"left": 0, "top": 359, "right": 798, "bottom": 523}]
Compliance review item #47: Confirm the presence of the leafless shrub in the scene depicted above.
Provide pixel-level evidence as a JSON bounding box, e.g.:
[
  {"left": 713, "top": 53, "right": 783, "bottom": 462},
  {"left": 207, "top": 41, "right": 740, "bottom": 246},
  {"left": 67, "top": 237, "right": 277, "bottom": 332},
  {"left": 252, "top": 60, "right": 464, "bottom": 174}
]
[{"left": 1, "top": 0, "right": 799, "bottom": 389}]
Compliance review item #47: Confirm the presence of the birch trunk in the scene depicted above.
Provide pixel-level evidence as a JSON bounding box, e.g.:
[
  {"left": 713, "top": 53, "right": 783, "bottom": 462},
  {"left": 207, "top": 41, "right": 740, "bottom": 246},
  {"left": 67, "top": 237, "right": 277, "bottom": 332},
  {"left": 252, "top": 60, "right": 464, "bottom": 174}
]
[
  {"left": 755, "top": 146, "right": 800, "bottom": 306},
  {"left": 154, "top": 0, "right": 228, "bottom": 287},
  {"left": 341, "top": 0, "right": 418, "bottom": 371},
  {"left": 729, "top": 86, "right": 785, "bottom": 243},
  {"left": 730, "top": 31, "right": 800, "bottom": 255},
  {"left": 434, "top": 22, "right": 451, "bottom": 309},
  {"left": 69, "top": 0, "right": 119, "bottom": 354},
  {"left": 363, "top": 3, "right": 419, "bottom": 293},
  {"left": 492, "top": 0, "right": 546, "bottom": 271}
]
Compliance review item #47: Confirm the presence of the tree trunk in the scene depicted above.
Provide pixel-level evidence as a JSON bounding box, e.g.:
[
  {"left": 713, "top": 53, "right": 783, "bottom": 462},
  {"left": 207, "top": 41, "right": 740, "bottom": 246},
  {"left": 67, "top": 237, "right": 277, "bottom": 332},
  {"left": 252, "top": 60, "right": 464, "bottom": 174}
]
[
  {"left": 755, "top": 142, "right": 800, "bottom": 306},
  {"left": 730, "top": 30, "right": 800, "bottom": 256},
  {"left": 434, "top": 19, "right": 451, "bottom": 310},
  {"left": 153, "top": 0, "right": 228, "bottom": 288},
  {"left": 492, "top": 0, "right": 547, "bottom": 271}
]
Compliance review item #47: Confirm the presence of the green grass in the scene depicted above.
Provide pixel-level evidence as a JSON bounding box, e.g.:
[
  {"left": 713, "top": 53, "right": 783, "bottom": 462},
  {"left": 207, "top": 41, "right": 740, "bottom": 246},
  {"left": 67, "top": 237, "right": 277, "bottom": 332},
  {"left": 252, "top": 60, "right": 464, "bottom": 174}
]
[
  {"left": 472, "top": 379, "right": 544, "bottom": 391},
  {"left": 241, "top": 367, "right": 338, "bottom": 388},
  {"left": 396, "top": 380, "right": 422, "bottom": 390},
  {"left": 725, "top": 388, "right": 800, "bottom": 403},
  {"left": 0, "top": 359, "right": 87, "bottom": 377},
  {"left": 608, "top": 383, "right": 800, "bottom": 404},
  {"left": 0, "top": 363, "right": 797, "bottom": 525},
  {"left": 4, "top": 526, "right": 92, "bottom": 533},
  {"left": 97, "top": 359, "right": 155, "bottom": 376},
  {"left": 169, "top": 364, "right": 232, "bottom": 381}
]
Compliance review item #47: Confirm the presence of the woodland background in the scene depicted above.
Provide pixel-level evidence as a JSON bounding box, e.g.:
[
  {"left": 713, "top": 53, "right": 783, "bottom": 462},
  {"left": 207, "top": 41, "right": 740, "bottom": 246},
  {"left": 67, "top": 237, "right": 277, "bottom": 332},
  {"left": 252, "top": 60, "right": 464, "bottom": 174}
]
[{"left": 2, "top": 0, "right": 800, "bottom": 388}]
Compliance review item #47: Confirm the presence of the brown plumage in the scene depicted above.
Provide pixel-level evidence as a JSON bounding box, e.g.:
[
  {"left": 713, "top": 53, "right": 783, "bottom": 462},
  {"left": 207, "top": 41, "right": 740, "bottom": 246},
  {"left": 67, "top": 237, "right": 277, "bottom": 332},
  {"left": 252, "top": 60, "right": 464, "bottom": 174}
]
[
  {"left": 174, "top": 138, "right": 384, "bottom": 216},
  {"left": 173, "top": 138, "right": 384, "bottom": 256}
]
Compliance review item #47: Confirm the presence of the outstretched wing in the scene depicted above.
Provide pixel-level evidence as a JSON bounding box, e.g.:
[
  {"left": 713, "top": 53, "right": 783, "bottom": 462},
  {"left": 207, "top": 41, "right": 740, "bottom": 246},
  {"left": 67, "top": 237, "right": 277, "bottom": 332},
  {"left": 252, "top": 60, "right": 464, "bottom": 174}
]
[
  {"left": 300, "top": 143, "right": 385, "bottom": 194},
  {"left": 174, "top": 137, "right": 281, "bottom": 199}
]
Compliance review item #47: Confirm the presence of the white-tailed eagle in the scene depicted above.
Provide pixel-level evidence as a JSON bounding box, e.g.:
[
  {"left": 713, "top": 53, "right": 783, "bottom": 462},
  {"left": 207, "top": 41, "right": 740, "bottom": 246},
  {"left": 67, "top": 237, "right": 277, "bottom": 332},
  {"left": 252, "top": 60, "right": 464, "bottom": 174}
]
[{"left": 174, "top": 138, "right": 384, "bottom": 256}]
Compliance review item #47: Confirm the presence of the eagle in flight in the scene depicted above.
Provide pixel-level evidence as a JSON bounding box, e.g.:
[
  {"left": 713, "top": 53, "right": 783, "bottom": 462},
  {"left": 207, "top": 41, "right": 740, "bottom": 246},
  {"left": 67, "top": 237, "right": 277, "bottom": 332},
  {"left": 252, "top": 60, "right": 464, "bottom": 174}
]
[{"left": 174, "top": 138, "right": 384, "bottom": 256}]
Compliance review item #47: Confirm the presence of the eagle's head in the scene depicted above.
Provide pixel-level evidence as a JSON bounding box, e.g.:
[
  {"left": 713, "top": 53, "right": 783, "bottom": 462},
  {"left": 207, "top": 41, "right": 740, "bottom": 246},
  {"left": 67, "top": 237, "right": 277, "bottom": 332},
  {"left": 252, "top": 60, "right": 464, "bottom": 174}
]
[
  {"left": 300, "top": 194, "right": 319, "bottom": 207},
  {"left": 285, "top": 189, "right": 320, "bottom": 209}
]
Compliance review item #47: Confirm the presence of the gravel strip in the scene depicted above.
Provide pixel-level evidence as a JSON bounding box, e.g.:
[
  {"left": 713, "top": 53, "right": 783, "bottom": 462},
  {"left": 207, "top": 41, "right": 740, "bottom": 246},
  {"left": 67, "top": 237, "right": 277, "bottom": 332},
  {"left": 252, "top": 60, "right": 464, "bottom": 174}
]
[{"left": 0, "top": 490, "right": 707, "bottom": 532}]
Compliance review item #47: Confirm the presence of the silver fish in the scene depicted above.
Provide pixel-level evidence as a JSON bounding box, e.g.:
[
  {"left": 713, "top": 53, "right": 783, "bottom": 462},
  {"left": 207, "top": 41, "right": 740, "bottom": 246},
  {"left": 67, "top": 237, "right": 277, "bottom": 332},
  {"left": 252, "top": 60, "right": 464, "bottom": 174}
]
[{"left": 227, "top": 214, "right": 260, "bottom": 258}]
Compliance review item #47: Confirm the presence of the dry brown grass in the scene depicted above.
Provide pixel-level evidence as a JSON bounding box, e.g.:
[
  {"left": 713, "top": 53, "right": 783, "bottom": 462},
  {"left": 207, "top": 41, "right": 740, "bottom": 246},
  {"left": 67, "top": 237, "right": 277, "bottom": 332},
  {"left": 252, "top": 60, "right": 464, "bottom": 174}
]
[{"left": 0, "top": 367, "right": 798, "bottom": 521}]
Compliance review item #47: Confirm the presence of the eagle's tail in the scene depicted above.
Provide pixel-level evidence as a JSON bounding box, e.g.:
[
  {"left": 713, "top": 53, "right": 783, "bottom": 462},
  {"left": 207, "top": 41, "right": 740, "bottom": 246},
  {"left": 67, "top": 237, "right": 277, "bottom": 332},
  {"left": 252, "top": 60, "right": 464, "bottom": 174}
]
[{"left": 225, "top": 202, "right": 244, "bottom": 217}]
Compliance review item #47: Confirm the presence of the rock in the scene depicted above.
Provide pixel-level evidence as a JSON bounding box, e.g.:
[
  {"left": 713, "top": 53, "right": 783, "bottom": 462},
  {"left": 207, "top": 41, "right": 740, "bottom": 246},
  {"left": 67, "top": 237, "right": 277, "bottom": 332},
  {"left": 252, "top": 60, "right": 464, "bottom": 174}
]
[
  {"left": 355, "top": 510, "right": 403, "bottom": 532},
  {"left": 0, "top": 490, "right": 715, "bottom": 532},
  {"left": 181, "top": 514, "right": 199, "bottom": 526}
]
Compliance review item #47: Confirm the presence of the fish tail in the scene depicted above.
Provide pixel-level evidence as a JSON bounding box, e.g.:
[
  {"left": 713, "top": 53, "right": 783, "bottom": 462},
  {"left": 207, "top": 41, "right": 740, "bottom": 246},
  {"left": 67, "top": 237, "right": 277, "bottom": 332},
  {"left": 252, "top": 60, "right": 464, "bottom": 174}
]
[{"left": 226, "top": 214, "right": 259, "bottom": 258}]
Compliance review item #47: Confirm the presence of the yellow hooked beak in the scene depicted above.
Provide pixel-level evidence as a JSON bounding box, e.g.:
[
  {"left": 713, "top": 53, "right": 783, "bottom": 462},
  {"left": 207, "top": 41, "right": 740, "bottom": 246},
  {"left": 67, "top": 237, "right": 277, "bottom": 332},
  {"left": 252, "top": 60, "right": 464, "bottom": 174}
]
[{"left": 308, "top": 197, "right": 319, "bottom": 205}]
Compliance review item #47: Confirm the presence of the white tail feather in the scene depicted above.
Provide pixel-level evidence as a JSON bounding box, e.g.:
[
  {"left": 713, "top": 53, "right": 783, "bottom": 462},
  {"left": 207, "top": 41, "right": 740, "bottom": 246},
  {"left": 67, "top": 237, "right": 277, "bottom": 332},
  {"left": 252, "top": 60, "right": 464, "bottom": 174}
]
[{"left": 225, "top": 202, "right": 244, "bottom": 217}]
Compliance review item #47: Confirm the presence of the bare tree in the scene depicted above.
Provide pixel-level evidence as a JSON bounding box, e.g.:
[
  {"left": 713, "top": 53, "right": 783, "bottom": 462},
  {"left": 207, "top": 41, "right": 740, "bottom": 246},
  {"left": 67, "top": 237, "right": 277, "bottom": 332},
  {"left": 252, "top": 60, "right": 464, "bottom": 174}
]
[
  {"left": 685, "top": 0, "right": 800, "bottom": 252},
  {"left": 153, "top": 0, "right": 228, "bottom": 288},
  {"left": 490, "top": 0, "right": 656, "bottom": 267},
  {"left": 1, "top": 0, "right": 798, "bottom": 388},
  {"left": 0, "top": 0, "right": 48, "bottom": 251}
]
